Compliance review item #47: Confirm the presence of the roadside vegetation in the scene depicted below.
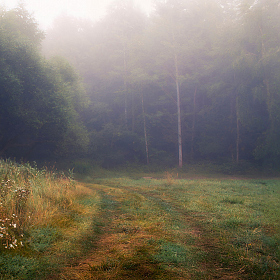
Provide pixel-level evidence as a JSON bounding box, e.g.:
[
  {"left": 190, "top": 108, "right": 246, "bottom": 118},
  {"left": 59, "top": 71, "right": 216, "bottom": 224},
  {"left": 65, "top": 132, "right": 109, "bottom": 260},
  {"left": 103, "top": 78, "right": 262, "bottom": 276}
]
[{"left": 1, "top": 160, "right": 279, "bottom": 279}]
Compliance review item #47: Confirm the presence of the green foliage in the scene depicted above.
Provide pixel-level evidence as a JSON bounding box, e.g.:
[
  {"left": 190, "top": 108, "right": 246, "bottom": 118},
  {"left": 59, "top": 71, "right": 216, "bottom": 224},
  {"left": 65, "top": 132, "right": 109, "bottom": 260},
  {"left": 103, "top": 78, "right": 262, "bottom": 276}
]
[
  {"left": 0, "top": 6, "right": 89, "bottom": 160},
  {"left": 3, "top": 0, "right": 280, "bottom": 167},
  {"left": 43, "top": 0, "right": 280, "bottom": 167},
  {"left": 71, "top": 159, "right": 94, "bottom": 175}
]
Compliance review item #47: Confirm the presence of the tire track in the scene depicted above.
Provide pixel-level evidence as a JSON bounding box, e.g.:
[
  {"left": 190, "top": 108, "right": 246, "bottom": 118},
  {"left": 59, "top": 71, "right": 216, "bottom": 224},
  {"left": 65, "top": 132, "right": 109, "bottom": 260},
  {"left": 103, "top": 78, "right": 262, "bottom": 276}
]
[
  {"left": 57, "top": 184, "right": 179, "bottom": 280},
  {"left": 120, "top": 185, "right": 247, "bottom": 279}
]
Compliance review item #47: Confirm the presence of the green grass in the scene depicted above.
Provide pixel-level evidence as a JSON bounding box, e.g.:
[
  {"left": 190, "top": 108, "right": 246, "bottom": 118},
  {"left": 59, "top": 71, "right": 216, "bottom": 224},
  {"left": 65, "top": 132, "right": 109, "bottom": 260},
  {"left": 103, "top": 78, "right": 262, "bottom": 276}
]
[
  {"left": 87, "top": 174, "right": 280, "bottom": 279},
  {"left": 1, "top": 162, "right": 279, "bottom": 279}
]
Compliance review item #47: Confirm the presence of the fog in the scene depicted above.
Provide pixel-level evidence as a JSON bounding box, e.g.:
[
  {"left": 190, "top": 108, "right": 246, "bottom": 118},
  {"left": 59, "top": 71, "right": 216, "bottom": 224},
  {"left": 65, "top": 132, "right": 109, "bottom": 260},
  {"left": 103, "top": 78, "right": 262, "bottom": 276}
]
[
  {"left": 0, "top": 0, "right": 154, "bottom": 29},
  {"left": 1, "top": 0, "right": 280, "bottom": 169}
]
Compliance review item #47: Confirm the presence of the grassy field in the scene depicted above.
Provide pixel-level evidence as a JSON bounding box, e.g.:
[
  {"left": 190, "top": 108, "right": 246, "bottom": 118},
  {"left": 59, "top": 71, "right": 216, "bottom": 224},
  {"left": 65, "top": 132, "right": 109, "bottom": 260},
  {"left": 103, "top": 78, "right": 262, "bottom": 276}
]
[{"left": 0, "top": 162, "right": 279, "bottom": 279}]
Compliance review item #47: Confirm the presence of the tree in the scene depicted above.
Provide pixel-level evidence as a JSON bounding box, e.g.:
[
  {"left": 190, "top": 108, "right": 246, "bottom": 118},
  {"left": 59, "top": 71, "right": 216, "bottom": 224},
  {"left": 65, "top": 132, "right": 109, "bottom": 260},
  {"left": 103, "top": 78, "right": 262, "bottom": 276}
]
[
  {"left": 149, "top": 0, "right": 224, "bottom": 167},
  {"left": 149, "top": 0, "right": 189, "bottom": 167},
  {"left": 40, "top": 0, "right": 280, "bottom": 169},
  {"left": 218, "top": 0, "right": 280, "bottom": 164},
  {"left": 95, "top": 0, "right": 147, "bottom": 129},
  {"left": 0, "top": 6, "right": 89, "bottom": 160}
]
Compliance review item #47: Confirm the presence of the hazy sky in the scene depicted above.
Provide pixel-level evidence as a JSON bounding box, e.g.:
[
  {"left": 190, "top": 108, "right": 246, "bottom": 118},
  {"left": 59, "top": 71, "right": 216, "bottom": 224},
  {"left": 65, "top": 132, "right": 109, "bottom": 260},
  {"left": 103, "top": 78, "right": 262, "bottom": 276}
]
[{"left": 1, "top": 0, "right": 154, "bottom": 29}]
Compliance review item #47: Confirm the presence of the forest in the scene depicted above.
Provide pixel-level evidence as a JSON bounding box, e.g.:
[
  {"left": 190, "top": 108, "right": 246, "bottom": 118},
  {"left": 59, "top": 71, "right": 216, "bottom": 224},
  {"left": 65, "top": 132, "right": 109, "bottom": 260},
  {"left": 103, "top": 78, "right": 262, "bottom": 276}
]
[
  {"left": 1, "top": 0, "right": 280, "bottom": 170},
  {"left": 1, "top": 2, "right": 280, "bottom": 278}
]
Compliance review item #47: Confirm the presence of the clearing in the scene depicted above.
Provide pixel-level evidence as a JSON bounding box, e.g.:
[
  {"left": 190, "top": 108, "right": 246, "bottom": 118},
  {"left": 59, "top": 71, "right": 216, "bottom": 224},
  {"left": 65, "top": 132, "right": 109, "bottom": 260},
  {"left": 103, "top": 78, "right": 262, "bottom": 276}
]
[{"left": 53, "top": 174, "right": 280, "bottom": 279}]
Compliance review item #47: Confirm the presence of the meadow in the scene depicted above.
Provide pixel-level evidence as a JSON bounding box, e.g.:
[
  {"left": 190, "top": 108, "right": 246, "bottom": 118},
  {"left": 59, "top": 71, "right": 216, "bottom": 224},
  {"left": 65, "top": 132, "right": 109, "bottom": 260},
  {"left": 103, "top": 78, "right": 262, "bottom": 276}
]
[{"left": 0, "top": 160, "right": 279, "bottom": 279}]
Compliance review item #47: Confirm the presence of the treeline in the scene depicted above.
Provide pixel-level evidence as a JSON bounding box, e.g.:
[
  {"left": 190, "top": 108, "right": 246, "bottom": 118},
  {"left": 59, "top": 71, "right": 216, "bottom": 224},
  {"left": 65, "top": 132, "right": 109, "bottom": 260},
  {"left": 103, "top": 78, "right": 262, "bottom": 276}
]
[
  {"left": 2, "top": 1, "right": 280, "bottom": 169},
  {"left": 0, "top": 5, "right": 89, "bottom": 161}
]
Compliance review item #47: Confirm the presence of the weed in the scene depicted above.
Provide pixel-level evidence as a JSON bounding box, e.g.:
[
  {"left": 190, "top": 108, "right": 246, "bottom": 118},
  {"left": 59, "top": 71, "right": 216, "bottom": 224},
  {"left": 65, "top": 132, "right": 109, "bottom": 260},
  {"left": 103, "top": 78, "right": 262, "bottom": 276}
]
[{"left": 164, "top": 171, "right": 176, "bottom": 186}]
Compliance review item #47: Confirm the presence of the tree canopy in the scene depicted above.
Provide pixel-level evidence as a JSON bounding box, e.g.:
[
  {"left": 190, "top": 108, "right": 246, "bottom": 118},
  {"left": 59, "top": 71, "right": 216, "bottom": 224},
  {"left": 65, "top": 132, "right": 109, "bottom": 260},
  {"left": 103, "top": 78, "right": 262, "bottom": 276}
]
[
  {"left": 2, "top": 0, "right": 280, "bottom": 169},
  {"left": 0, "top": 6, "right": 89, "bottom": 160}
]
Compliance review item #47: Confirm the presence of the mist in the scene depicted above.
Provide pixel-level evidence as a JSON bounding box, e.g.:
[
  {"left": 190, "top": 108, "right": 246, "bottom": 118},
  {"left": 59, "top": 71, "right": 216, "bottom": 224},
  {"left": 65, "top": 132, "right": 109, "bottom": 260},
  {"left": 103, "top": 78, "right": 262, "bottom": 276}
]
[
  {"left": 1, "top": 0, "right": 154, "bottom": 29},
  {"left": 1, "top": 0, "right": 280, "bottom": 171}
]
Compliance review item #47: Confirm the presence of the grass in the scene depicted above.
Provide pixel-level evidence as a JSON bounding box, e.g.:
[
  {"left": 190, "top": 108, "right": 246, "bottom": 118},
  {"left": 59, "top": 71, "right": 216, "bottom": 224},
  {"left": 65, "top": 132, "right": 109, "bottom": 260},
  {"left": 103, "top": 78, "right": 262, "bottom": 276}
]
[
  {"left": 1, "top": 162, "right": 280, "bottom": 279},
  {"left": 0, "top": 159, "right": 100, "bottom": 279},
  {"left": 82, "top": 172, "right": 280, "bottom": 279}
]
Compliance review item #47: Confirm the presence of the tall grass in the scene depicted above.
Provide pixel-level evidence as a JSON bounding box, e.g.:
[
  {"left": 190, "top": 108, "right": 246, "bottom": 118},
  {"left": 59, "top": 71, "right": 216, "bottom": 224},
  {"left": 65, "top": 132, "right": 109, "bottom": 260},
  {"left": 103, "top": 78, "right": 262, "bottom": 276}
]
[
  {"left": 0, "top": 160, "right": 72, "bottom": 248},
  {"left": 0, "top": 159, "right": 96, "bottom": 279}
]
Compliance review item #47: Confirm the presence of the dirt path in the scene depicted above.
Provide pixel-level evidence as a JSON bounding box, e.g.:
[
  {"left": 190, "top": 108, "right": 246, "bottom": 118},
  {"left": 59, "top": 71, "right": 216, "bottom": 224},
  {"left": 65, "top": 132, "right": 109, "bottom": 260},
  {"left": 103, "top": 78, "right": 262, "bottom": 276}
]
[
  {"left": 121, "top": 185, "right": 247, "bottom": 279},
  {"left": 56, "top": 186, "right": 179, "bottom": 279},
  {"left": 55, "top": 182, "right": 248, "bottom": 279}
]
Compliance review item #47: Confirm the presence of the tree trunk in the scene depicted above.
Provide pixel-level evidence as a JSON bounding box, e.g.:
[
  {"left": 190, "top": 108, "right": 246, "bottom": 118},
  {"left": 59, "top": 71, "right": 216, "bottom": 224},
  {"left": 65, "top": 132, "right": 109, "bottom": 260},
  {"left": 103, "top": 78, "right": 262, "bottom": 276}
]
[
  {"left": 236, "top": 95, "right": 240, "bottom": 164},
  {"left": 260, "top": 27, "right": 273, "bottom": 122},
  {"left": 123, "top": 44, "right": 128, "bottom": 128},
  {"left": 191, "top": 87, "right": 197, "bottom": 160},
  {"left": 174, "top": 53, "right": 183, "bottom": 168},
  {"left": 132, "top": 90, "right": 135, "bottom": 132},
  {"left": 142, "top": 92, "right": 149, "bottom": 165}
]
